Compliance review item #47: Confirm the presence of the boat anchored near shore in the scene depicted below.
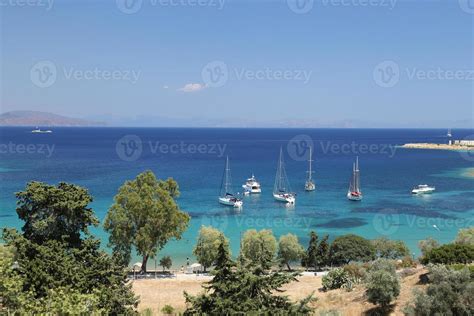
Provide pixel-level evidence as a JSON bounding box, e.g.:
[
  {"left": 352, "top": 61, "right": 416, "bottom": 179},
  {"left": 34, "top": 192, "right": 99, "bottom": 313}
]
[
  {"left": 347, "top": 156, "right": 362, "bottom": 201},
  {"left": 412, "top": 184, "right": 435, "bottom": 195},
  {"left": 31, "top": 127, "right": 52, "bottom": 133},
  {"left": 242, "top": 174, "right": 261, "bottom": 194},
  {"left": 273, "top": 148, "right": 296, "bottom": 204},
  {"left": 304, "top": 146, "right": 315, "bottom": 191},
  {"left": 218, "top": 156, "right": 243, "bottom": 208}
]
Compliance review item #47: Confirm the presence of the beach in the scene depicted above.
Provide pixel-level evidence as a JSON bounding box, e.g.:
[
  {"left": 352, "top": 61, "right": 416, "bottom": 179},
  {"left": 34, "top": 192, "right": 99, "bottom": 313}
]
[
  {"left": 401, "top": 143, "right": 474, "bottom": 151},
  {"left": 132, "top": 267, "right": 428, "bottom": 315}
]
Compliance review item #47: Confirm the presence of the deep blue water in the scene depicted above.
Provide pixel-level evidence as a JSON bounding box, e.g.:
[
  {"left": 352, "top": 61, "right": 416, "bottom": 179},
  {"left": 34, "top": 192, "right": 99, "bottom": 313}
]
[{"left": 1, "top": 127, "right": 473, "bottom": 267}]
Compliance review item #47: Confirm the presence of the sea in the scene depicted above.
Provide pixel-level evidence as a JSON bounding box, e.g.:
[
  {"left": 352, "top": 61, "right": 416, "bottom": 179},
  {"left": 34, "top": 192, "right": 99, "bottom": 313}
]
[{"left": 1, "top": 127, "right": 473, "bottom": 267}]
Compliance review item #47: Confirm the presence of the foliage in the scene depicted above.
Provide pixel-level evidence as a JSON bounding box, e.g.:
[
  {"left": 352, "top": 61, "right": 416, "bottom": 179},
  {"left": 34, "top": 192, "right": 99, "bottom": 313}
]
[
  {"left": 342, "top": 263, "right": 367, "bottom": 284},
  {"left": 418, "top": 237, "right": 439, "bottom": 257},
  {"left": 161, "top": 304, "right": 175, "bottom": 315},
  {"left": 15, "top": 181, "right": 98, "bottom": 248},
  {"left": 302, "top": 231, "right": 319, "bottom": 270},
  {"left": 193, "top": 225, "right": 229, "bottom": 272},
  {"left": 240, "top": 229, "right": 277, "bottom": 269},
  {"left": 159, "top": 255, "right": 172, "bottom": 271},
  {"left": 318, "top": 234, "right": 330, "bottom": 268},
  {"left": 329, "top": 234, "right": 375, "bottom": 265},
  {"left": 277, "top": 233, "right": 305, "bottom": 271},
  {"left": 455, "top": 227, "right": 474, "bottom": 245},
  {"left": 184, "top": 238, "right": 314, "bottom": 315},
  {"left": 396, "top": 255, "right": 417, "bottom": 269},
  {"left": 404, "top": 264, "right": 474, "bottom": 316},
  {"left": 322, "top": 268, "right": 351, "bottom": 291},
  {"left": 365, "top": 259, "right": 400, "bottom": 309},
  {"left": 104, "top": 170, "right": 190, "bottom": 272},
  {"left": 448, "top": 263, "right": 474, "bottom": 278},
  {"left": 372, "top": 237, "right": 410, "bottom": 259},
  {"left": 421, "top": 243, "right": 474, "bottom": 265}
]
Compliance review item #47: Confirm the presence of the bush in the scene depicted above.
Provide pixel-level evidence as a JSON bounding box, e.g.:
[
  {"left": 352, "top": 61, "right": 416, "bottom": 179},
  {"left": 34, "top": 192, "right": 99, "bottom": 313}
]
[
  {"left": 322, "top": 268, "right": 351, "bottom": 291},
  {"left": 421, "top": 243, "right": 474, "bottom": 265},
  {"left": 366, "top": 270, "right": 400, "bottom": 309},
  {"left": 396, "top": 255, "right": 417, "bottom": 269},
  {"left": 342, "top": 263, "right": 366, "bottom": 284},
  {"left": 368, "top": 258, "right": 396, "bottom": 274},
  {"left": 161, "top": 305, "right": 175, "bottom": 315},
  {"left": 404, "top": 265, "right": 474, "bottom": 315},
  {"left": 448, "top": 264, "right": 474, "bottom": 278}
]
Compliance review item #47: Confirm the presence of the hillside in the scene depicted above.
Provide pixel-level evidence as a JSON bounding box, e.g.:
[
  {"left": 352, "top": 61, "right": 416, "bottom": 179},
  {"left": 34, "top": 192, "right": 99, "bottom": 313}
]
[{"left": 0, "top": 111, "right": 105, "bottom": 127}]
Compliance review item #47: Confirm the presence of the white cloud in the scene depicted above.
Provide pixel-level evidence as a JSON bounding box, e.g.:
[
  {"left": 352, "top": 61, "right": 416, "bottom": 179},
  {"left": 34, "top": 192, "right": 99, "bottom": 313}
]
[
  {"left": 163, "top": 85, "right": 169, "bottom": 89},
  {"left": 177, "top": 83, "right": 207, "bottom": 93}
]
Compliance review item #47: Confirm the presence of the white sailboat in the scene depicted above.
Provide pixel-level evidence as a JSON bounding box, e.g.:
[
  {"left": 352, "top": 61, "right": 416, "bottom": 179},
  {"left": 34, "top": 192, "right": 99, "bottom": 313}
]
[
  {"left": 447, "top": 128, "right": 452, "bottom": 137},
  {"left": 304, "top": 146, "right": 315, "bottom": 191},
  {"left": 273, "top": 148, "right": 296, "bottom": 204},
  {"left": 218, "top": 156, "right": 243, "bottom": 208},
  {"left": 347, "top": 156, "right": 362, "bottom": 201}
]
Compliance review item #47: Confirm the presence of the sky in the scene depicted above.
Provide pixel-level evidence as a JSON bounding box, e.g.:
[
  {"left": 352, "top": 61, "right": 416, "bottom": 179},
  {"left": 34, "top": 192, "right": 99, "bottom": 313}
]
[{"left": 0, "top": 0, "right": 473, "bottom": 127}]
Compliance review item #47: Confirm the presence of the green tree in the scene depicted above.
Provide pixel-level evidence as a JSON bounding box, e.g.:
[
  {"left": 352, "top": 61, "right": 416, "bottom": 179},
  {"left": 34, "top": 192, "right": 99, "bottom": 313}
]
[
  {"left": 418, "top": 237, "right": 439, "bottom": 257},
  {"left": 277, "top": 233, "right": 305, "bottom": 271},
  {"left": 366, "top": 269, "right": 400, "bottom": 311},
  {"left": 15, "top": 181, "right": 98, "bottom": 247},
  {"left": 303, "top": 231, "right": 319, "bottom": 271},
  {"left": 104, "top": 170, "right": 190, "bottom": 273},
  {"left": 329, "top": 234, "right": 375, "bottom": 265},
  {"left": 184, "top": 237, "right": 314, "bottom": 315},
  {"left": 322, "top": 268, "right": 350, "bottom": 291},
  {"left": 421, "top": 243, "right": 474, "bottom": 265},
  {"left": 240, "top": 229, "right": 277, "bottom": 269},
  {"left": 372, "top": 237, "right": 410, "bottom": 259},
  {"left": 318, "top": 234, "right": 330, "bottom": 268},
  {"left": 193, "top": 226, "right": 229, "bottom": 272},
  {"left": 159, "top": 256, "right": 172, "bottom": 272},
  {"left": 454, "top": 227, "right": 474, "bottom": 245}
]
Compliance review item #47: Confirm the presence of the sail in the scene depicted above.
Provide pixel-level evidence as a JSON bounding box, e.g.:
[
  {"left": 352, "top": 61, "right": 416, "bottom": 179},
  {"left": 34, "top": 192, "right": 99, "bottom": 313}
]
[
  {"left": 274, "top": 148, "right": 291, "bottom": 194},
  {"left": 306, "top": 146, "right": 314, "bottom": 181},
  {"left": 220, "top": 156, "right": 233, "bottom": 197}
]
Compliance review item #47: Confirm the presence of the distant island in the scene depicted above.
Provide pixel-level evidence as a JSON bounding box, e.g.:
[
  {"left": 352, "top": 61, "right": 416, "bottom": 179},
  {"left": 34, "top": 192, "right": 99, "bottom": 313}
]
[
  {"left": 401, "top": 141, "right": 474, "bottom": 151},
  {"left": 0, "top": 111, "right": 105, "bottom": 127}
]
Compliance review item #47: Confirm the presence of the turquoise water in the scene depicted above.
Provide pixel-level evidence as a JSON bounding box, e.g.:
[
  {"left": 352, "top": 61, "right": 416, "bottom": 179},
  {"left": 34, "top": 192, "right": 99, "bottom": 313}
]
[{"left": 0, "top": 127, "right": 473, "bottom": 267}]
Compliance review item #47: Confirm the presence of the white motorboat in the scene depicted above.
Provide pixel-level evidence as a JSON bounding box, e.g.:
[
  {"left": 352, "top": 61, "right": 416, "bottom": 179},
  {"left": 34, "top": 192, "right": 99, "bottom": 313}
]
[
  {"left": 242, "top": 174, "right": 262, "bottom": 194},
  {"left": 347, "top": 157, "right": 362, "bottom": 201},
  {"left": 31, "top": 127, "right": 52, "bottom": 133},
  {"left": 218, "top": 156, "right": 243, "bottom": 208},
  {"left": 273, "top": 148, "right": 296, "bottom": 204},
  {"left": 411, "top": 184, "right": 436, "bottom": 195},
  {"left": 304, "top": 146, "right": 315, "bottom": 191}
]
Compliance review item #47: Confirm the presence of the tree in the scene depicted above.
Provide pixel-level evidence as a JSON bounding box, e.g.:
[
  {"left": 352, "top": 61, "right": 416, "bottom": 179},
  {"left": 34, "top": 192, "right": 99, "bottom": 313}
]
[
  {"left": 372, "top": 237, "right": 410, "bottom": 259},
  {"left": 193, "top": 226, "right": 229, "bottom": 272},
  {"left": 418, "top": 237, "right": 440, "bottom": 257},
  {"left": 322, "top": 268, "right": 350, "bottom": 291},
  {"left": 159, "top": 256, "right": 172, "bottom": 272},
  {"left": 15, "top": 181, "right": 98, "bottom": 247},
  {"left": 421, "top": 243, "right": 474, "bottom": 264},
  {"left": 277, "top": 233, "right": 305, "bottom": 271},
  {"left": 454, "top": 227, "right": 474, "bottom": 245},
  {"left": 329, "top": 234, "right": 375, "bottom": 265},
  {"left": 303, "top": 231, "right": 318, "bottom": 271},
  {"left": 404, "top": 265, "right": 474, "bottom": 316},
  {"left": 317, "top": 234, "right": 330, "bottom": 268},
  {"left": 184, "top": 237, "right": 313, "bottom": 315},
  {"left": 104, "top": 170, "right": 190, "bottom": 273},
  {"left": 240, "top": 229, "right": 277, "bottom": 269},
  {"left": 366, "top": 269, "right": 400, "bottom": 311}
]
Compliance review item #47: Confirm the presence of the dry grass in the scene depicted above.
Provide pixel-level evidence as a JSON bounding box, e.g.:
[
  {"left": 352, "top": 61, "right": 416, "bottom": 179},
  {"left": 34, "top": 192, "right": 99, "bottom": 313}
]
[{"left": 132, "top": 267, "right": 428, "bottom": 315}]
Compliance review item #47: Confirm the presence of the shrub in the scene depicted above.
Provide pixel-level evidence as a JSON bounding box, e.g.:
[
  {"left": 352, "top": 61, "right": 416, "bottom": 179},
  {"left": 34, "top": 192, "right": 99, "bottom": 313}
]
[
  {"left": 404, "top": 265, "right": 474, "bottom": 315},
  {"left": 366, "top": 270, "right": 400, "bottom": 309},
  {"left": 396, "top": 255, "right": 417, "bottom": 269},
  {"left": 368, "top": 258, "right": 396, "bottom": 274},
  {"left": 448, "top": 263, "right": 474, "bottom": 278},
  {"left": 372, "top": 237, "right": 410, "bottom": 259},
  {"left": 161, "top": 305, "right": 175, "bottom": 315},
  {"left": 421, "top": 243, "right": 474, "bottom": 265},
  {"left": 342, "top": 263, "right": 366, "bottom": 284},
  {"left": 322, "top": 268, "right": 351, "bottom": 291}
]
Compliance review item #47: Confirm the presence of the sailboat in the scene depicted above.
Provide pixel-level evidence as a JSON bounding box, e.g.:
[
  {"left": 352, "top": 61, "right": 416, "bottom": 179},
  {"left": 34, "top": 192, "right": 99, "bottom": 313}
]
[
  {"left": 273, "top": 148, "right": 296, "bottom": 204},
  {"left": 447, "top": 128, "right": 452, "bottom": 137},
  {"left": 347, "top": 156, "right": 362, "bottom": 201},
  {"left": 218, "top": 156, "right": 243, "bottom": 208},
  {"left": 304, "top": 146, "right": 315, "bottom": 191}
]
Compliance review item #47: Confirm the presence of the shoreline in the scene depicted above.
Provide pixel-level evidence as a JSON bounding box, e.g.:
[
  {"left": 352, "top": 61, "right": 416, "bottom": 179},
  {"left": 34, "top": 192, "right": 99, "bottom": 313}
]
[{"left": 400, "top": 143, "right": 474, "bottom": 151}]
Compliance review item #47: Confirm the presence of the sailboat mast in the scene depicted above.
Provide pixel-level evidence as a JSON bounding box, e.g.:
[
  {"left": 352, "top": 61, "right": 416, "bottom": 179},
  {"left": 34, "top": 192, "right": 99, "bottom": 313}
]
[{"left": 308, "top": 147, "right": 312, "bottom": 181}]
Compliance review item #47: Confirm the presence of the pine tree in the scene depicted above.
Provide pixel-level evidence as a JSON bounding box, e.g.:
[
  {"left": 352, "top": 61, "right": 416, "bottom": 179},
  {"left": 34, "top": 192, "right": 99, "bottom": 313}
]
[
  {"left": 317, "top": 234, "right": 330, "bottom": 268},
  {"left": 303, "top": 231, "right": 319, "bottom": 271}
]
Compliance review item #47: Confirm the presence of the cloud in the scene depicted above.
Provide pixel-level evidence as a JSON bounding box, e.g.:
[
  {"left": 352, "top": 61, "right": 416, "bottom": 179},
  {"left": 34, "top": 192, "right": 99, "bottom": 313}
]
[
  {"left": 177, "top": 83, "right": 207, "bottom": 93},
  {"left": 163, "top": 85, "right": 169, "bottom": 89}
]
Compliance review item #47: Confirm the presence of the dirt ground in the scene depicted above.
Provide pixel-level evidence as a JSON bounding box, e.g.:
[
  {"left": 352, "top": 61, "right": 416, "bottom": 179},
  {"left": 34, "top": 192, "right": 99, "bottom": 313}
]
[{"left": 132, "top": 267, "right": 427, "bottom": 315}]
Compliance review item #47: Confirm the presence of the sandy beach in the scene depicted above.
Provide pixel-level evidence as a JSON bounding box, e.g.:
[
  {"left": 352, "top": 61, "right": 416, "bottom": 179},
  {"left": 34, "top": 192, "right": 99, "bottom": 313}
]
[
  {"left": 132, "top": 267, "right": 427, "bottom": 315},
  {"left": 401, "top": 143, "right": 474, "bottom": 151}
]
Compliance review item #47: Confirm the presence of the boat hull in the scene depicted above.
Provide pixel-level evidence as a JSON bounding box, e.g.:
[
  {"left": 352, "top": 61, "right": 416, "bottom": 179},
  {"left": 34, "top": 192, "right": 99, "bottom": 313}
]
[
  {"left": 242, "top": 185, "right": 261, "bottom": 194},
  {"left": 347, "top": 191, "right": 362, "bottom": 201},
  {"left": 218, "top": 197, "right": 243, "bottom": 207},
  {"left": 411, "top": 189, "right": 435, "bottom": 195},
  {"left": 273, "top": 193, "right": 295, "bottom": 204},
  {"left": 305, "top": 181, "right": 315, "bottom": 191}
]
